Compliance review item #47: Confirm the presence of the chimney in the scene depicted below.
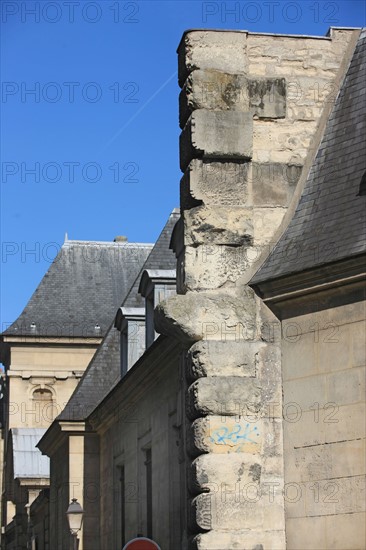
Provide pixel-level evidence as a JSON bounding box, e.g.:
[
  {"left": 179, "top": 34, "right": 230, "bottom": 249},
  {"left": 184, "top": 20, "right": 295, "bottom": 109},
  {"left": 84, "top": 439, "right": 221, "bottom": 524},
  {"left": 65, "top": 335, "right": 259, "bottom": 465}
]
[{"left": 114, "top": 236, "right": 128, "bottom": 243}]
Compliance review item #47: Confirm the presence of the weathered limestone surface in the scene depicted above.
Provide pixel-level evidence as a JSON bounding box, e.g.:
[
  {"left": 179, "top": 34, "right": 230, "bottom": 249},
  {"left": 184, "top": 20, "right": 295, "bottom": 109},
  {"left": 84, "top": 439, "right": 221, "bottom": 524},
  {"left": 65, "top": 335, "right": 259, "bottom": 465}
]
[
  {"left": 186, "top": 340, "right": 265, "bottom": 379},
  {"left": 178, "top": 31, "right": 248, "bottom": 87},
  {"left": 155, "top": 290, "right": 257, "bottom": 345},
  {"left": 187, "top": 377, "right": 262, "bottom": 419},
  {"left": 180, "top": 110, "right": 253, "bottom": 171},
  {"left": 187, "top": 416, "right": 283, "bottom": 459},
  {"left": 179, "top": 70, "right": 249, "bottom": 128},
  {"left": 282, "top": 304, "right": 366, "bottom": 549},
  {"left": 183, "top": 206, "right": 253, "bottom": 246},
  {"left": 183, "top": 244, "right": 250, "bottom": 291},
  {"left": 180, "top": 159, "right": 301, "bottom": 211},
  {"left": 248, "top": 77, "right": 286, "bottom": 119},
  {"left": 180, "top": 160, "right": 249, "bottom": 208},
  {"left": 194, "top": 530, "right": 286, "bottom": 550},
  {"left": 159, "top": 27, "right": 359, "bottom": 550},
  {"left": 179, "top": 70, "right": 286, "bottom": 128}
]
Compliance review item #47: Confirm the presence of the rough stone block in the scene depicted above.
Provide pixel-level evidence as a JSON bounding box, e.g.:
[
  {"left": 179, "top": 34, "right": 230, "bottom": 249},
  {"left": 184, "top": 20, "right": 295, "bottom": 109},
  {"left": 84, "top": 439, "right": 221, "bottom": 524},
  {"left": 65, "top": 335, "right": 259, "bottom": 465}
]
[
  {"left": 187, "top": 377, "right": 262, "bottom": 420},
  {"left": 187, "top": 416, "right": 263, "bottom": 457},
  {"left": 180, "top": 110, "right": 253, "bottom": 172},
  {"left": 178, "top": 31, "right": 248, "bottom": 88},
  {"left": 183, "top": 244, "right": 249, "bottom": 291},
  {"left": 155, "top": 289, "right": 257, "bottom": 345},
  {"left": 183, "top": 206, "right": 253, "bottom": 247},
  {"left": 186, "top": 340, "right": 267, "bottom": 379},
  {"left": 179, "top": 70, "right": 249, "bottom": 128},
  {"left": 190, "top": 491, "right": 266, "bottom": 532},
  {"left": 179, "top": 73, "right": 286, "bottom": 128},
  {"left": 248, "top": 78, "right": 286, "bottom": 119},
  {"left": 189, "top": 452, "right": 263, "bottom": 494},
  {"left": 189, "top": 493, "right": 212, "bottom": 531},
  {"left": 193, "top": 528, "right": 286, "bottom": 549},
  {"left": 187, "top": 416, "right": 283, "bottom": 458},
  {"left": 180, "top": 159, "right": 249, "bottom": 209}
]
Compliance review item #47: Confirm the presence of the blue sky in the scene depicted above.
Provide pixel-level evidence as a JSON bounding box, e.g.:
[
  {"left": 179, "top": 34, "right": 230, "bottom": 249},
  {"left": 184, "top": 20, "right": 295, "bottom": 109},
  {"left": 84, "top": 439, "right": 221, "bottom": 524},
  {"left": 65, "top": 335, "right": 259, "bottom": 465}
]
[{"left": 1, "top": 0, "right": 365, "bottom": 330}]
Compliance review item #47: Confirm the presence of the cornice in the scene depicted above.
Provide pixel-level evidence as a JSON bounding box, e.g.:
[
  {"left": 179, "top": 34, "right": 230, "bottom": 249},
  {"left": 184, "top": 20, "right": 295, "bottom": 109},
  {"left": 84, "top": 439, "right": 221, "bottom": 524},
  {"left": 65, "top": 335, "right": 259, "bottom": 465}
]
[
  {"left": 251, "top": 254, "right": 366, "bottom": 319},
  {"left": 89, "top": 335, "right": 181, "bottom": 433}
]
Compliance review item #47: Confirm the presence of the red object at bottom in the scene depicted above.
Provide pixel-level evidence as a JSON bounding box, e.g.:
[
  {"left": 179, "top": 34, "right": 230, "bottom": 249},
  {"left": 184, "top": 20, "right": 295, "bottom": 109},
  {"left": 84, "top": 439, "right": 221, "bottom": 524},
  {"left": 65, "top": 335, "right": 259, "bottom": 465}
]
[{"left": 122, "top": 537, "right": 161, "bottom": 550}]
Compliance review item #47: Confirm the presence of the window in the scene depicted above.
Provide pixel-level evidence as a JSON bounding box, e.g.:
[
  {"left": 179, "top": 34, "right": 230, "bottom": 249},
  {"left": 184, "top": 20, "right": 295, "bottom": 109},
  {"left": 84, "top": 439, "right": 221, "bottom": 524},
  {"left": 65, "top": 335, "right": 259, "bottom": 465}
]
[
  {"left": 138, "top": 270, "right": 176, "bottom": 348},
  {"left": 119, "top": 465, "right": 126, "bottom": 548},
  {"left": 115, "top": 307, "right": 145, "bottom": 375},
  {"left": 33, "top": 388, "right": 54, "bottom": 425},
  {"left": 145, "top": 448, "right": 152, "bottom": 539},
  {"left": 114, "top": 457, "right": 126, "bottom": 550}
]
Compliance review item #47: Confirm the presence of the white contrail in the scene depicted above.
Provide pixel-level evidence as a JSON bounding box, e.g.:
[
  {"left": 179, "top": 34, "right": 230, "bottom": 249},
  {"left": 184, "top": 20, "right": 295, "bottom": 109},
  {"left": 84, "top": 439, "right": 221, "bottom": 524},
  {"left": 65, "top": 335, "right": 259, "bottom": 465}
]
[{"left": 99, "top": 70, "right": 178, "bottom": 154}]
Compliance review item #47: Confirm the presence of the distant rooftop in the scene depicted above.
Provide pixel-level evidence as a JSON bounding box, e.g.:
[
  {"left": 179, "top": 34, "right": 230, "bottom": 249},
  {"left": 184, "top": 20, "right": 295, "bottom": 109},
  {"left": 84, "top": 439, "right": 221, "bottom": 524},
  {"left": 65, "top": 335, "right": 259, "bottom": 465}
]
[
  {"left": 57, "top": 209, "right": 180, "bottom": 422},
  {"left": 3, "top": 239, "right": 153, "bottom": 338}
]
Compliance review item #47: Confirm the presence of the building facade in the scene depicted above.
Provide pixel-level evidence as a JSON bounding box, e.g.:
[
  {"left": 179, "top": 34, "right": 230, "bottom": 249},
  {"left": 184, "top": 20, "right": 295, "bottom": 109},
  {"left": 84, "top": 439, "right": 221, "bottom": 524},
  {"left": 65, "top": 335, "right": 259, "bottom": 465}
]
[
  {"left": 1, "top": 26, "right": 365, "bottom": 550},
  {"left": 0, "top": 239, "right": 152, "bottom": 547}
]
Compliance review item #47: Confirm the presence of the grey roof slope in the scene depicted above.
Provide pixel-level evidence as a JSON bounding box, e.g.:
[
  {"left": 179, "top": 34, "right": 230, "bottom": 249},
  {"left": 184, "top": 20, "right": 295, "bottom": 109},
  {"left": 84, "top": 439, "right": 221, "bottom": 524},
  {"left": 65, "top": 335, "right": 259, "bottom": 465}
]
[
  {"left": 251, "top": 30, "right": 366, "bottom": 285},
  {"left": 58, "top": 209, "right": 179, "bottom": 422},
  {"left": 57, "top": 324, "right": 121, "bottom": 422},
  {"left": 122, "top": 209, "right": 180, "bottom": 308},
  {"left": 3, "top": 240, "right": 152, "bottom": 337}
]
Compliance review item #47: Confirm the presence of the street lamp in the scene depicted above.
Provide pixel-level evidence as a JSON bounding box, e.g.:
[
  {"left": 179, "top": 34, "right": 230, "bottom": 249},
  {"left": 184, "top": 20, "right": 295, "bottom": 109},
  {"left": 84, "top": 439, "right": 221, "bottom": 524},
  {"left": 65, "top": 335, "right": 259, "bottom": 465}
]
[{"left": 66, "top": 498, "right": 84, "bottom": 550}]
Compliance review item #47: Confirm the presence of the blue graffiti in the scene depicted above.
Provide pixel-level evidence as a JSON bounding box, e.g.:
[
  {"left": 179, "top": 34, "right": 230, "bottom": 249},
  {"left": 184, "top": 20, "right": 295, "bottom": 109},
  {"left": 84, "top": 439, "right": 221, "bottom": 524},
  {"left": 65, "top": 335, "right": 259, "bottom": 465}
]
[{"left": 209, "top": 423, "right": 259, "bottom": 448}]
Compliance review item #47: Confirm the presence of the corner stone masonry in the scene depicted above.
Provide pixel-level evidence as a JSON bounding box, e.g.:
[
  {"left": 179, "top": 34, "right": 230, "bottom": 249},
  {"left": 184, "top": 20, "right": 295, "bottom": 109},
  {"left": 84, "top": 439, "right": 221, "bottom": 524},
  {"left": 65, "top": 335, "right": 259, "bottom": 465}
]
[{"left": 155, "top": 29, "right": 358, "bottom": 549}]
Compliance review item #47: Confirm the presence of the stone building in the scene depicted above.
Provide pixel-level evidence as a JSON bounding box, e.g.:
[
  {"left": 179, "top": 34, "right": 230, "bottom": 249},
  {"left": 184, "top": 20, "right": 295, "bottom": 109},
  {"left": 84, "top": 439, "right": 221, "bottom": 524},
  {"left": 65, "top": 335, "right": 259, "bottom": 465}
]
[
  {"left": 37, "top": 210, "right": 179, "bottom": 550},
  {"left": 0, "top": 238, "right": 152, "bottom": 547},
  {"left": 1, "top": 26, "right": 365, "bottom": 550}
]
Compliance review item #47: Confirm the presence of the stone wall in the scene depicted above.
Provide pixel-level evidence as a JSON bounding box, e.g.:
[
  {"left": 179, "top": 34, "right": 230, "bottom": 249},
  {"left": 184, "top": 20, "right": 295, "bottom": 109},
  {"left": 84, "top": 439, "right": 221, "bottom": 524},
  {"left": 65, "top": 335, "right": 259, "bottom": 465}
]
[
  {"left": 49, "top": 439, "right": 69, "bottom": 550},
  {"left": 155, "top": 28, "right": 359, "bottom": 549},
  {"left": 29, "top": 490, "right": 50, "bottom": 550},
  {"left": 282, "top": 301, "right": 366, "bottom": 549},
  {"left": 5, "top": 340, "right": 99, "bottom": 429},
  {"left": 96, "top": 339, "right": 182, "bottom": 549}
]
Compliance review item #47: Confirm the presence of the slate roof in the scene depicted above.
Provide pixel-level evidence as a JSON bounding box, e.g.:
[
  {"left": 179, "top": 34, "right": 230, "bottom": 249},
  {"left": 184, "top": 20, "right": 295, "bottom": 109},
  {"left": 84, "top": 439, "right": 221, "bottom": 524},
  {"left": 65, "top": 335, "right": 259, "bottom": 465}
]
[
  {"left": 3, "top": 240, "right": 152, "bottom": 338},
  {"left": 251, "top": 30, "right": 366, "bottom": 286},
  {"left": 123, "top": 209, "right": 180, "bottom": 308},
  {"left": 10, "top": 428, "right": 49, "bottom": 479},
  {"left": 58, "top": 209, "right": 179, "bottom": 422}
]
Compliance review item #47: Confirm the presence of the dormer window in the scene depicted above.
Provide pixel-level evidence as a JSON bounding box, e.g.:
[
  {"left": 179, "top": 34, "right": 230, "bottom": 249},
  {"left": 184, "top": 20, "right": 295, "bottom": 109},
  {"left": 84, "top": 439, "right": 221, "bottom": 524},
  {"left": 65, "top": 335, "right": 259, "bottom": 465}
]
[
  {"left": 358, "top": 170, "right": 366, "bottom": 196},
  {"left": 115, "top": 307, "right": 145, "bottom": 376},
  {"left": 138, "top": 270, "right": 176, "bottom": 347}
]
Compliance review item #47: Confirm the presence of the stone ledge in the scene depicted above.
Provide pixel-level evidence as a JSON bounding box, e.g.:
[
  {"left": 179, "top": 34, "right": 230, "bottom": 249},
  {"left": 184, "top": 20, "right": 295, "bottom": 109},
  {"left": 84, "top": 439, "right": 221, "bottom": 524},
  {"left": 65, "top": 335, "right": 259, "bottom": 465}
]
[
  {"left": 155, "top": 290, "right": 257, "bottom": 345},
  {"left": 187, "top": 377, "right": 262, "bottom": 420},
  {"left": 180, "top": 110, "right": 253, "bottom": 172},
  {"left": 186, "top": 340, "right": 266, "bottom": 380}
]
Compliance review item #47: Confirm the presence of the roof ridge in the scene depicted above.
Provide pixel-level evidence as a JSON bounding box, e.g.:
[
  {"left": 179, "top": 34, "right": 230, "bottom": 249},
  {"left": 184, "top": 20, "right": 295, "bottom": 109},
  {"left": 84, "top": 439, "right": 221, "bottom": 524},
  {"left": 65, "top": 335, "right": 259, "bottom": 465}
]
[{"left": 63, "top": 240, "right": 153, "bottom": 248}]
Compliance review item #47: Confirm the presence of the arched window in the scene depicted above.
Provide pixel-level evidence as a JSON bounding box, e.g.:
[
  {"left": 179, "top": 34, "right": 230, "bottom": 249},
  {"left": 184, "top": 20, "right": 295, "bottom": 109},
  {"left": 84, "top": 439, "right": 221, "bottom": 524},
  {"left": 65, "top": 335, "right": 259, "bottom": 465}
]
[{"left": 32, "top": 388, "right": 55, "bottom": 425}]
